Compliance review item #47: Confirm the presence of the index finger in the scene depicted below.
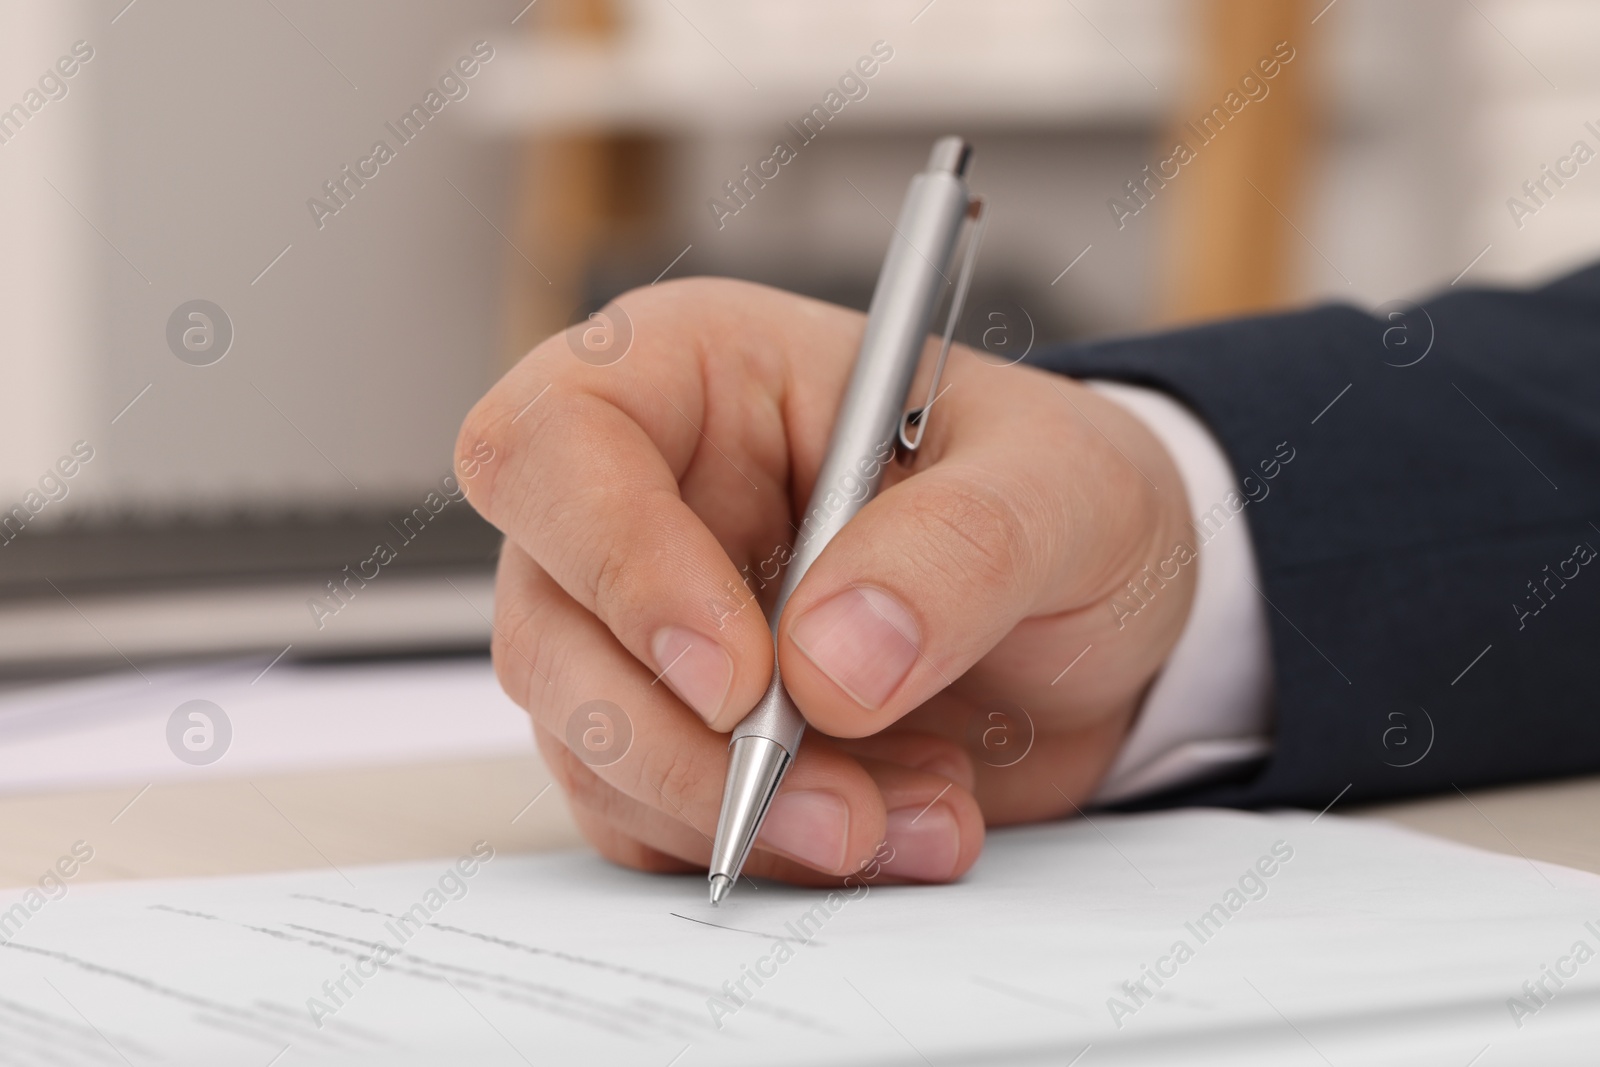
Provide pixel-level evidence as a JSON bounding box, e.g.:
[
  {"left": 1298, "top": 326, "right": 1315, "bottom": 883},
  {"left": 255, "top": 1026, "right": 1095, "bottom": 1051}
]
[{"left": 455, "top": 278, "right": 860, "bottom": 730}]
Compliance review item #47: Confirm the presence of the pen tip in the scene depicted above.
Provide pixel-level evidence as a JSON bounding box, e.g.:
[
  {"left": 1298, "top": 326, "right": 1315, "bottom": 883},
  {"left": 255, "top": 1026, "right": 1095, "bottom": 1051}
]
[{"left": 708, "top": 874, "right": 732, "bottom": 907}]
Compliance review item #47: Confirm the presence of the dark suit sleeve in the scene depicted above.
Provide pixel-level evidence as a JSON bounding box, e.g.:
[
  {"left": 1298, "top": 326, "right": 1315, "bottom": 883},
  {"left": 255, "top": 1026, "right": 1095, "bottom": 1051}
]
[{"left": 1031, "top": 263, "right": 1600, "bottom": 810}]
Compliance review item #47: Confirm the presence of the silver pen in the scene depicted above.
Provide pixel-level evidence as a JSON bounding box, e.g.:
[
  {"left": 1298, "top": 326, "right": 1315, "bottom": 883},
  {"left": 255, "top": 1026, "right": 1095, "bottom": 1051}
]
[{"left": 707, "top": 136, "right": 988, "bottom": 905}]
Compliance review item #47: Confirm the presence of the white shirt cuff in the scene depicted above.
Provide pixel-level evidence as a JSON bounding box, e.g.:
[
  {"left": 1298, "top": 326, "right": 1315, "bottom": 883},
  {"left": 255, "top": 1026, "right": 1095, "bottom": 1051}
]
[{"left": 1087, "top": 381, "right": 1274, "bottom": 805}]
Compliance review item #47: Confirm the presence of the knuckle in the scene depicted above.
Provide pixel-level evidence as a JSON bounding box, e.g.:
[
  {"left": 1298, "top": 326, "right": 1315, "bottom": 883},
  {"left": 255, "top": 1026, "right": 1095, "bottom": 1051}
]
[
  {"left": 557, "top": 746, "right": 616, "bottom": 813},
  {"left": 455, "top": 344, "right": 575, "bottom": 523},
  {"left": 554, "top": 485, "right": 675, "bottom": 619},
  {"left": 532, "top": 728, "right": 578, "bottom": 793},
  {"left": 559, "top": 738, "right": 700, "bottom": 846},
  {"left": 588, "top": 529, "right": 631, "bottom": 613},
  {"left": 455, "top": 400, "right": 510, "bottom": 517},
  {"left": 636, "top": 742, "right": 712, "bottom": 832},
  {"left": 909, "top": 471, "right": 1034, "bottom": 596},
  {"left": 490, "top": 586, "right": 560, "bottom": 716},
  {"left": 644, "top": 274, "right": 720, "bottom": 305}
]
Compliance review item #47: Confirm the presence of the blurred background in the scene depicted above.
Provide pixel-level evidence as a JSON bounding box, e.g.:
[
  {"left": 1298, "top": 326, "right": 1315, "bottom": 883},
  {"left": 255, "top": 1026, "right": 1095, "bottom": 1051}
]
[{"left": 0, "top": 0, "right": 1595, "bottom": 675}]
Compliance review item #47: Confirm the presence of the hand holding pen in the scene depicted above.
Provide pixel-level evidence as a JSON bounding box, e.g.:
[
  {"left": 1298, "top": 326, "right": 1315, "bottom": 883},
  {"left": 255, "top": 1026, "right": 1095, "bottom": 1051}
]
[{"left": 457, "top": 139, "right": 1197, "bottom": 890}]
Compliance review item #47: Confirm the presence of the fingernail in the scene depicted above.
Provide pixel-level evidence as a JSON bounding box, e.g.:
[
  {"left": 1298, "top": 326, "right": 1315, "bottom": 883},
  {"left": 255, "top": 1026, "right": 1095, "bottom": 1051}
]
[
  {"left": 651, "top": 626, "right": 733, "bottom": 725},
  {"left": 882, "top": 804, "right": 960, "bottom": 882},
  {"left": 758, "top": 790, "right": 849, "bottom": 872},
  {"left": 790, "top": 586, "right": 920, "bottom": 710}
]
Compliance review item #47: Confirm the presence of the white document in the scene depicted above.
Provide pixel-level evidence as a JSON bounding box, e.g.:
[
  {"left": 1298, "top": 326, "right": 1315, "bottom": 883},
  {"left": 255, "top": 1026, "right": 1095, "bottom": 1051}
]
[
  {"left": 3, "top": 809, "right": 1599, "bottom": 1066},
  {"left": 0, "top": 656, "right": 533, "bottom": 795}
]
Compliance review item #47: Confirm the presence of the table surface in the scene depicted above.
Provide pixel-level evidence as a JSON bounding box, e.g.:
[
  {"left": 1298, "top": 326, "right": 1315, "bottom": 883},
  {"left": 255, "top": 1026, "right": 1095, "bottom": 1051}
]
[{"left": 3, "top": 757, "right": 1597, "bottom": 889}]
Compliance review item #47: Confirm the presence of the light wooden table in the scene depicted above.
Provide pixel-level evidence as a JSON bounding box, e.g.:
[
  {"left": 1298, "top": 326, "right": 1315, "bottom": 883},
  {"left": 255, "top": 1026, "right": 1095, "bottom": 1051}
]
[
  {"left": 0, "top": 757, "right": 579, "bottom": 889},
  {"left": 1360, "top": 777, "right": 1600, "bottom": 877},
  {"left": 3, "top": 758, "right": 1597, "bottom": 888}
]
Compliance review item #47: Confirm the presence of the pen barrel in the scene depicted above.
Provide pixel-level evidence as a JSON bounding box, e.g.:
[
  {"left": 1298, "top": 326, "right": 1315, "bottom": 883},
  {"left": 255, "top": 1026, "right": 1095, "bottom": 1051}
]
[
  {"left": 774, "top": 166, "right": 971, "bottom": 628},
  {"left": 731, "top": 157, "right": 971, "bottom": 751}
]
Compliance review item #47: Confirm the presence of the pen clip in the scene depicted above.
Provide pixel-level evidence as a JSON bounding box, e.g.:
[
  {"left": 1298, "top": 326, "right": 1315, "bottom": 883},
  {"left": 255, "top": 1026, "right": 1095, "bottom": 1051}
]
[{"left": 899, "top": 196, "right": 988, "bottom": 454}]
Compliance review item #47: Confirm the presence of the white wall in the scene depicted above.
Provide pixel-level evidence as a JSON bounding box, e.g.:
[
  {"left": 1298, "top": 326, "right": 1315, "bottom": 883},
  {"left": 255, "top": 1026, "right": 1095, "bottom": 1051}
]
[
  {"left": 5, "top": 0, "right": 1595, "bottom": 527},
  {"left": 0, "top": 1, "right": 97, "bottom": 505},
  {"left": 3, "top": 0, "right": 514, "bottom": 525}
]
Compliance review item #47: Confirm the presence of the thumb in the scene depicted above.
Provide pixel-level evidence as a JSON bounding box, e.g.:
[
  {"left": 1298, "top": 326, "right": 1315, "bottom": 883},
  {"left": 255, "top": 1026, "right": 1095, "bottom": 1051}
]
[{"left": 776, "top": 366, "right": 1173, "bottom": 738}]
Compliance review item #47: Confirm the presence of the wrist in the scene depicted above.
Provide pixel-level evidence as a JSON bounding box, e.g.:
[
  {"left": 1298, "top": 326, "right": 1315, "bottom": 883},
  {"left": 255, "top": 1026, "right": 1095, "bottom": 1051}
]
[{"left": 1084, "top": 380, "right": 1275, "bottom": 804}]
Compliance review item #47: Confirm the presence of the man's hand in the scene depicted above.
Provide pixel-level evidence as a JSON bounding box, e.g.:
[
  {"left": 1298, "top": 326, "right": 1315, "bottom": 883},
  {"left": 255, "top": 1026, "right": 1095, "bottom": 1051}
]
[{"left": 456, "top": 278, "right": 1194, "bottom": 886}]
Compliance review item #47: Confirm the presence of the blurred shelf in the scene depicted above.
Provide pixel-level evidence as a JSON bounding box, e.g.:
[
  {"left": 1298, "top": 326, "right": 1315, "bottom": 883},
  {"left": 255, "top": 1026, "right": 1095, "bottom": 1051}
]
[
  {"left": 465, "top": 0, "right": 1187, "bottom": 135},
  {"left": 0, "top": 572, "right": 494, "bottom": 677},
  {"left": 1477, "top": 0, "right": 1600, "bottom": 94},
  {"left": 0, "top": 508, "right": 501, "bottom": 676}
]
